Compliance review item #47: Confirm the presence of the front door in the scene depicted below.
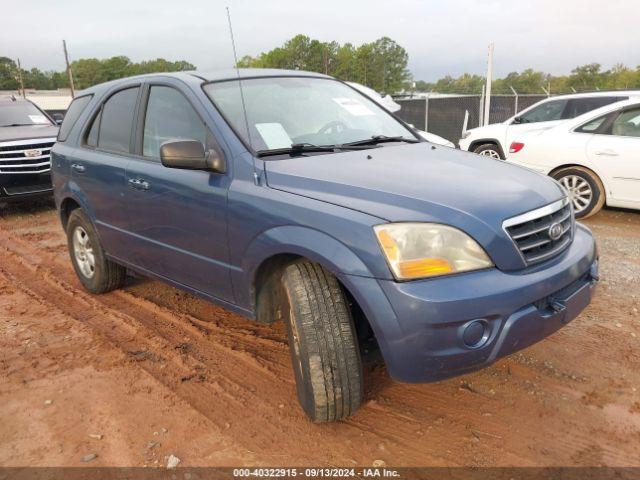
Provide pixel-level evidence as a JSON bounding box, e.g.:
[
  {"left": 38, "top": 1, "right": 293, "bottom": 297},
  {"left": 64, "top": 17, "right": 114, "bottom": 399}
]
[
  {"left": 587, "top": 106, "right": 640, "bottom": 205},
  {"left": 124, "top": 83, "right": 234, "bottom": 302}
]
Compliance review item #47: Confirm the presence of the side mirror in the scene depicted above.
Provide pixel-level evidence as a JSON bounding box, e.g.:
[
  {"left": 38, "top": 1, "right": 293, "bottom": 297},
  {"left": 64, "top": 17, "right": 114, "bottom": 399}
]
[
  {"left": 160, "top": 140, "right": 226, "bottom": 173},
  {"left": 513, "top": 116, "right": 523, "bottom": 124},
  {"left": 52, "top": 113, "right": 64, "bottom": 125}
]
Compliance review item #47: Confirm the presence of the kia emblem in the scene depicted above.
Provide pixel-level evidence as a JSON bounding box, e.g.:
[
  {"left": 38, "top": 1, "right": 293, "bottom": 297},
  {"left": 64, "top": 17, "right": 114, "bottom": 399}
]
[{"left": 548, "top": 222, "right": 563, "bottom": 241}]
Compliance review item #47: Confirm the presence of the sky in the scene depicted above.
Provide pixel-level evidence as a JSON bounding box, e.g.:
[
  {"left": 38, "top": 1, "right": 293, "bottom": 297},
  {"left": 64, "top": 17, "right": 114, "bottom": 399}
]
[{"left": 4, "top": 0, "right": 639, "bottom": 82}]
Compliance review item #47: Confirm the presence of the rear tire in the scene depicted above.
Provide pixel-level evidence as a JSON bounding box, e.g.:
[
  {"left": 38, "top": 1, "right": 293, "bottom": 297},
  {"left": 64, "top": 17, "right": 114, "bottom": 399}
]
[
  {"left": 473, "top": 143, "right": 503, "bottom": 159},
  {"left": 552, "top": 167, "right": 605, "bottom": 219},
  {"left": 280, "top": 261, "right": 363, "bottom": 422},
  {"left": 66, "top": 209, "right": 126, "bottom": 293}
]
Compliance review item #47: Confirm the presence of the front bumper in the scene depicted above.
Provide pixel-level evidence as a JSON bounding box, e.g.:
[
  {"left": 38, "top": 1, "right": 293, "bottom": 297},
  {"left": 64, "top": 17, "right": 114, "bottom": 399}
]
[
  {"left": 0, "top": 172, "right": 52, "bottom": 201},
  {"left": 342, "top": 224, "right": 597, "bottom": 383}
]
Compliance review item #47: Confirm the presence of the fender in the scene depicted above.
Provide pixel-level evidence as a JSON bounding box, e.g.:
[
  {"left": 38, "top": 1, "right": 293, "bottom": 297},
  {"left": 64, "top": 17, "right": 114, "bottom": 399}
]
[
  {"left": 468, "top": 138, "right": 506, "bottom": 158},
  {"left": 232, "top": 225, "right": 375, "bottom": 311},
  {"left": 57, "top": 181, "right": 98, "bottom": 230}
]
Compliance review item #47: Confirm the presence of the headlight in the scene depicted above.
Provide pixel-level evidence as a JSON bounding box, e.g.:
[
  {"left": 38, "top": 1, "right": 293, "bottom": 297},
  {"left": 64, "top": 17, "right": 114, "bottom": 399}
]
[{"left": 374, "top": 223, "right": 493, "bottom": 280}]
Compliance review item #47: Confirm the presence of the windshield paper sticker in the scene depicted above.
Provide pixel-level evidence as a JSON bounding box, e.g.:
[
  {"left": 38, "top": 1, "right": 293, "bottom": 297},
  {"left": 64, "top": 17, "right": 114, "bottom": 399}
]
[
  {"left": 332, "top": 97, "right": 375, "bottom": 116},
  {"left": 28, "top": 115, "right": 49, "bottom": 124},
  {"left": 255, "top": 123, "right": 292, "bottom": 150}
]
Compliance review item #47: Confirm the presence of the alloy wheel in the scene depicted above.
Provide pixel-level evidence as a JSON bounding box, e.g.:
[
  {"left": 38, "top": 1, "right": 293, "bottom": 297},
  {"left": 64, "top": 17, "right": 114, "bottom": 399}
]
[
  {"left": 72, "top": 226, "right": 96, "bottom": 279},
  {"left": 560, "top": 175, "right": 593, "bottom": 213}
]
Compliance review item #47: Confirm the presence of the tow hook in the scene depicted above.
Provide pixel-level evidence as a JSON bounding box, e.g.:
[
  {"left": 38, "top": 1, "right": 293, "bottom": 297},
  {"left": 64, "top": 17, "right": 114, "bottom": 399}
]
[{"left": 549, "top": 299, "right": 566, "bottom": 314}]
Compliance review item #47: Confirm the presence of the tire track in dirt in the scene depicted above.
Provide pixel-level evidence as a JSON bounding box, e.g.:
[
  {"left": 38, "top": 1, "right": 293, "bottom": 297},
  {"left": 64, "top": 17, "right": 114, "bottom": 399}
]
[
  {"left": 0, "top": 224, "right": 453, "bottom": 466},
  {"left": 1, "top": 206, "right": 640, "bottom": 466}
]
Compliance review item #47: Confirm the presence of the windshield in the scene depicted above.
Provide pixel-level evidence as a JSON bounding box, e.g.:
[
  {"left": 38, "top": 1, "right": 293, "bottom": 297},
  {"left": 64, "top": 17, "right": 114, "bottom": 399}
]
[
  {"left": 203, "top": 76, "right": 416, "bottom": 152},
  {"left": 0, "top": 101, "right": 53, "bottom": 127}
]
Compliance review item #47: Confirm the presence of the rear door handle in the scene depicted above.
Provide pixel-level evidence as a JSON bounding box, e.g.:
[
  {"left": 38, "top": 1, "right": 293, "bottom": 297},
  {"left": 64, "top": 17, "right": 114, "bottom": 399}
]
[
  {"left": 595, "top": 149, "right": 619, "bottom": 156},
  {"left": 71, "top": 163, "right": 86, "bottom": 173},
  {"left": 128, "top": 178, "right": 151, "bottom": 191}
]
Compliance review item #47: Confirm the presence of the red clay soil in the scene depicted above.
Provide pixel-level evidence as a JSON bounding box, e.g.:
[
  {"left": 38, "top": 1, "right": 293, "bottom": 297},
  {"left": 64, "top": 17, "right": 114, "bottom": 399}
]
[{"left": 0, "top": 201, "right": 639, "bottom": 467}]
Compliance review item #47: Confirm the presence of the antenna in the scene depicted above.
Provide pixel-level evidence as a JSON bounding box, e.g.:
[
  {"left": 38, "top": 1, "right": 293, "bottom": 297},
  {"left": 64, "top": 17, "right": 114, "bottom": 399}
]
[{"left": 226, "top": 7, "right": 259, "bottom": 185}]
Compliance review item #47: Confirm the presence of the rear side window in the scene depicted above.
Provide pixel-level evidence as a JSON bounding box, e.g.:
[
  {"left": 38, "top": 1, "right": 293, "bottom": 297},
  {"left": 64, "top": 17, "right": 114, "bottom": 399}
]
[
  {"left": 96, "top": 87, "right": 139, "bottom": 154},
  {"left": 562, "top": 97, "right": 625, "bottom": 119},
  {"left": 57, "top": 95, "right": 92, "bottom": 142},
  {"left": 611, "top": 108, "right": 640, "bottom": 137}
]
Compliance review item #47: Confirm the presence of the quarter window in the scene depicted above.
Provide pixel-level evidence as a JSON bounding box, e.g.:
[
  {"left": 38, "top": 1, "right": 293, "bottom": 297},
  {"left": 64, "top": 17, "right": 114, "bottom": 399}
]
[
  {"left": 142, "top": 86, "right": 207, "bottom": 158},
  {"left": 96, "top": 87, "right": 140, "bottom": 154},
  {"left": 57, "top": 95, "right": 92, "bottom": 142},
  {"left": 575, "top": 114, "right": 609, "bottom": 133}
]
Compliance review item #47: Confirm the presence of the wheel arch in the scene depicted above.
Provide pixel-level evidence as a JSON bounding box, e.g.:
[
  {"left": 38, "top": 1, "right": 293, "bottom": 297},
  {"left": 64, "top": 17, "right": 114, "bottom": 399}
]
[
  {"left": 548, "top": 163, "right": 609, "bottom": 204},
  {"left": 468, "top": 139, "right": 505, "bottom": 159}
]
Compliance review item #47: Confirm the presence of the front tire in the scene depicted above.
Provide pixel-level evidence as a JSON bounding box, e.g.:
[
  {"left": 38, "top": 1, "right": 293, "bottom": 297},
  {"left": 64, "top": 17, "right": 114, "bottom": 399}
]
[
  {"left": 552, "top": 167, "right": 605, "bottom": 219},
  {"left": 66, "top": 209, "right": 126, "bottom": 293},
  {"left": 280, "top": 261, "right": 363, "bottom": 422},
  {"left": 473, "top": 143, "right": 503, "bottom": 159}
]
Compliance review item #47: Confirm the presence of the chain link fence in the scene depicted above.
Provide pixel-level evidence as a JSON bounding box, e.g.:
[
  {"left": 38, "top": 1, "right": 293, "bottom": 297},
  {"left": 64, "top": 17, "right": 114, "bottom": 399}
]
[{"left": 395, "top": 94, "right": 547, "bottom": 145}]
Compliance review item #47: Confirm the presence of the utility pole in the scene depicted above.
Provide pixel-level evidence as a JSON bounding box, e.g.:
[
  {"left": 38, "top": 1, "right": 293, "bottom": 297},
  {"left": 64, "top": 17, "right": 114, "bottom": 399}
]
[
  {"left": 16, "top": 58, "right": 25, "bottom": 98},
  {"left": 483, "top": 42, "right": 494, "bottom": 126},
  {"left": 479, "top": 84, "right": 485, "bottom": 128},
  {"left": 63, "top": 40, "right": 76, "bottom": 98}
]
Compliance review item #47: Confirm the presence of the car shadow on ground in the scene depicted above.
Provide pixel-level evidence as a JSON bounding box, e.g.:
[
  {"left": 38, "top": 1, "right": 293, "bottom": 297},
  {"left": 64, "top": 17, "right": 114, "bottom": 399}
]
[{"left": 0, "top": 197, "right": 55, "bottom": 219}]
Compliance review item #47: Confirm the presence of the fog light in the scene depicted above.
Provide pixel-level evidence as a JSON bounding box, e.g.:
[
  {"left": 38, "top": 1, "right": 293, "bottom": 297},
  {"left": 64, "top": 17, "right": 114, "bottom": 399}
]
[{"left": 462, "top": 320, "right": 489, "bottom": 348}]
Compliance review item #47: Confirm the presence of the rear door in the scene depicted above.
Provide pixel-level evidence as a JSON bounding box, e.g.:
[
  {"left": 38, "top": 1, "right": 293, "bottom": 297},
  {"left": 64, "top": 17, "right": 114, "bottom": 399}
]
[
  {"left": 69, "top": 84, "right": 141, "bottom": 261},
  {"left": 586, "top": 106, "right": 640, "bottom": 205},
  {"left": 124, "top": 80, "right": 234, "bottom": 302}
]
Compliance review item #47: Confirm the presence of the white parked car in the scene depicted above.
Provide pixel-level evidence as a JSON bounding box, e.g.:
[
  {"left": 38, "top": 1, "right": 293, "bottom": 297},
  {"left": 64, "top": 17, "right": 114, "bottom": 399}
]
[
  {"left": 459, "top": 91, "right": 640, "bottom": 159},
  {"left": 507, "top": 99, "right": 640, "bottom": 218},
  {"left": 347, "top": 82, "right": 455, "bottom": 148}
]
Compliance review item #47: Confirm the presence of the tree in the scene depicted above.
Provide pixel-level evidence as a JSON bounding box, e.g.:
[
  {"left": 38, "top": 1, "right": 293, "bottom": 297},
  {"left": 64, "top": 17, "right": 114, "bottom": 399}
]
[
  {"left": 235, "top": 35, "right": 411, "bottom": 93},
  {"left": 0, "top": 57, "right": 19, "bottom": 90}
]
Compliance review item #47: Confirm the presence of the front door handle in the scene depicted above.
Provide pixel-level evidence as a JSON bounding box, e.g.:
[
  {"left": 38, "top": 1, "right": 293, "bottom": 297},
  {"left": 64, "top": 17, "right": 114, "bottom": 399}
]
[
  {"left": 595, "top": 149, "right": 619, "bottom": 156},
  {"left": 71, "top": 163, "right": 86, "bottom": 173},
  {"left": 128, "top": 178, "right": 151, "bottom": 191}
]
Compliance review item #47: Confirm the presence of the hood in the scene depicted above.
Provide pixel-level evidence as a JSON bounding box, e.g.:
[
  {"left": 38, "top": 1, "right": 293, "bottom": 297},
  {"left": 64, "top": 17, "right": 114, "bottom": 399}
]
[
  {"left": 265, "top": 143, "right": 565, "bottom": 270},
  {"left": 265, "top": 143, "right": 563, "bottom": 223},
  {"left": 0, "top": 124, "right": 59, "bottom": 143}
]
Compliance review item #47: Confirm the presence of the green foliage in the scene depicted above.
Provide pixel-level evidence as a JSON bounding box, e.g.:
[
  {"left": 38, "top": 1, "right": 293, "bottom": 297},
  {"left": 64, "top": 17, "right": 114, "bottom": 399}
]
[
  {"left": 0, "top": 56, "right": 195, "bottom": 91},
  {"left": 415, "top": 64, "right": 640, "bottom": 94},
  {"left": 238, "top": 35, "right": 411, "bottom": 94}
]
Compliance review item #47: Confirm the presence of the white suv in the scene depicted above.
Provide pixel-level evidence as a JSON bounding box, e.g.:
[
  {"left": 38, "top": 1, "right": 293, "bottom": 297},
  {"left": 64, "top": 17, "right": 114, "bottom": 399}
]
[{"left": 459, "top": 91, "right": 640, "bottom": 159}]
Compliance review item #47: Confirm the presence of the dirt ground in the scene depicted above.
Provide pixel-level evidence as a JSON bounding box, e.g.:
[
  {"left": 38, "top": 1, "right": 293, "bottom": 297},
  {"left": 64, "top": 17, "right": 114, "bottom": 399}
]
[{"left": 0, "top": 199, "right": 639, "bottom": 468}]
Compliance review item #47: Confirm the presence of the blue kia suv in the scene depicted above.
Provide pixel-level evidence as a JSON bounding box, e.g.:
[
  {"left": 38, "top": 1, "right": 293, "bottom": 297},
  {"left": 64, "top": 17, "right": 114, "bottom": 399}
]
[{"left": 51, "top": 69, "right": 598, "bottom": 422}]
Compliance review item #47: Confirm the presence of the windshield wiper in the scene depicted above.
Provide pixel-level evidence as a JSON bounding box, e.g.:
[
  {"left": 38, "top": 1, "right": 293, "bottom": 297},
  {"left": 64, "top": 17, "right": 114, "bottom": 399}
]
[
  {"left": 1, "top": 123, "right": 36, "bottom": 127},
  {"left": 256, "top": 142, "right": 371, "bottom": 157},
  {"left": 340, "top": 135, "right": 420, "bottom": 147}
]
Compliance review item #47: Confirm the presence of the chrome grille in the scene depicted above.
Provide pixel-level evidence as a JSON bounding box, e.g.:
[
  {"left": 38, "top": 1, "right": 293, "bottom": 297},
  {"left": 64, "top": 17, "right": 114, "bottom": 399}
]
[
  {"left": 503, "top": 198, "right": 574, "bottom": 266},
  {"left": 0, "top": 138, "right": 56, "bottom": 174}
]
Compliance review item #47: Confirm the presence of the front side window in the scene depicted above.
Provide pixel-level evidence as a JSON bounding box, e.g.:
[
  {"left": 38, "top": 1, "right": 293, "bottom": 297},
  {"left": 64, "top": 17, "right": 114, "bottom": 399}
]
[
  {"left": 517, "top": 100, "right": 568, "bottom": 124},
  {"left": 611, "top": 108, "right": 640, "bottom": 137},
  {"left": 143, "top": 86, "right": 206, "bottom": 158},
  {"left": 203, "top": 77, "right": 415, "bottom": 152},
  {"left": 0, "top": 100, "right": 53, "bottom": 128},
  {"left": 97, "top": 87, "right": 139, "bottom": 154},
  {"left": 58, "top": 95, "right": 92, "bottom": 142}
]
